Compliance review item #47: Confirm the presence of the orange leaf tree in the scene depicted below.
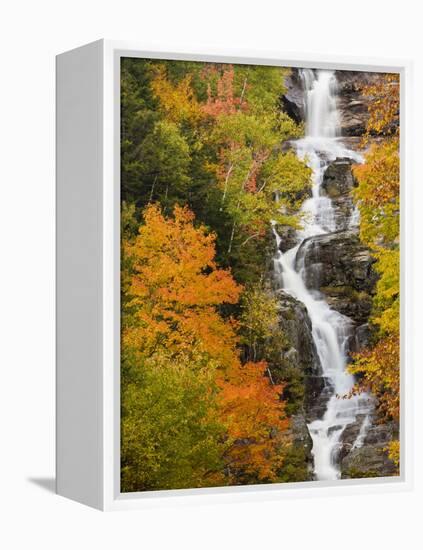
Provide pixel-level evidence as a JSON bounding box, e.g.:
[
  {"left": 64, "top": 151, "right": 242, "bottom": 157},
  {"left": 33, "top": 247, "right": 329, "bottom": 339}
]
[
  {"left": 122, "top": 204, "right": 290, "bottom": 489},
  {"left": 123, "top": 203, "right": 241, "bottom": 367},
  {"left": 219, "top": 361, "right": 289, "bottom": 482}
]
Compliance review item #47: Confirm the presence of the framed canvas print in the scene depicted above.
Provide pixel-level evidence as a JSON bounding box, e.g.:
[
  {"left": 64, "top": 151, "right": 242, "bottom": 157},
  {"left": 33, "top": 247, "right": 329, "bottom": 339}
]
[{"left": 56, "top": 40, "right": 412, "bottom": 510}]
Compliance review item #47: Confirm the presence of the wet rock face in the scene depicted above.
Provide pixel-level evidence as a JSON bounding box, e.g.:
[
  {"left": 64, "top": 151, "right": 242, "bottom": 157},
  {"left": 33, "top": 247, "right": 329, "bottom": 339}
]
[
  {"left": 335, "top": 70, "right": 379, "bottom": 137},
  {"left": 290, "top": 414, "right": 313, "bottom": 452},
  {"left": 296, "top": 229, "right": 377, "bottom": 325},
  {"left": 321, "top": 158, "right": 358, "bottom": 230},
  {"left": 339, "top": 413, "right": 368, "bottom": 458},
  {"left": 271, "top": 290, "right": 332, "bottom": 470},
  {"left": 281, "top": 70, "right": 305, "bottom": 124},
  {"left": 300, "top": 229, "right": 376, "bottom": 292},
  {"left": 279, "top": 413, "right": 314, "bottom": 482},
  {"left": 274, "top": 290, "right": 332, "bottom": 424},
  {"left": 341, "top": 421, "right": 399, "bottom": 479},
  {"left": 304, "top": 379, "right": 333, "bottom": 423},
  {"left": 275, "top": 290, "right": 321, "bottom": 376},
  {"left": 273, "top": 225, "right": 299, "bottom": 253}
]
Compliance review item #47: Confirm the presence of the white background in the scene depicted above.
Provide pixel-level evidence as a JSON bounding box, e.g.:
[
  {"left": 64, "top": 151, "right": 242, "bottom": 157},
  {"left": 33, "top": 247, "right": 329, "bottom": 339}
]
[{"left": 1, "top": 1, "right": 421, "bottom": 548}]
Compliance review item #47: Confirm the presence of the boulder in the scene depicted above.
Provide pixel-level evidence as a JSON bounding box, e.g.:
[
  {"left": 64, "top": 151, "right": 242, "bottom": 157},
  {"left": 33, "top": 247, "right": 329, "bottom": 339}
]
[
  {"left": 321, "top": 158, "right": 358, "bottom": 231},
  {"left": 322, "top": 158, "right": 357, "bottom": 198},
  {"left": 296, "top": 229, "right": 377, "bottom": 324},
  {"left": 341, "top": 421, "right": 399, "bottom": 479}
]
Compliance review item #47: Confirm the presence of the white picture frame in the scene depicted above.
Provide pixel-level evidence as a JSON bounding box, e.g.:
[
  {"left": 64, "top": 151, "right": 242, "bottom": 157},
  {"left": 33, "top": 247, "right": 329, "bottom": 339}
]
[{"left": 56, "top": 39, "right": 413, "bottom": 511}]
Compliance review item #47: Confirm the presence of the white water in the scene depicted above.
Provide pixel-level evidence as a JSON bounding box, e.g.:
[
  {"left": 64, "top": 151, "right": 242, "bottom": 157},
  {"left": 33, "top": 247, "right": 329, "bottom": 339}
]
[{"left": 273, "top": 69, "right": 371, "bottom": 480}]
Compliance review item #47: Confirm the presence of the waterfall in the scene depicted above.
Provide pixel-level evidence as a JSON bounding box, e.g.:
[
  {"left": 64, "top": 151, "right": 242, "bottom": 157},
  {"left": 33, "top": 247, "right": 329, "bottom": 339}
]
[
  {"left": 273, "top": 69, "right": 371, "bottom": 481},
  {"left": 301, "top": 69, "right": 340, "bottom": 139}
]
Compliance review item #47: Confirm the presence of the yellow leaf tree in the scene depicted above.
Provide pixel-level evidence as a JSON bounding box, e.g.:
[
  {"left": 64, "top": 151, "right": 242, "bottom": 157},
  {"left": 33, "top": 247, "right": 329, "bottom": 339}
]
[{"left": 350, "top": 73, "right": 400, "bottom": 467}]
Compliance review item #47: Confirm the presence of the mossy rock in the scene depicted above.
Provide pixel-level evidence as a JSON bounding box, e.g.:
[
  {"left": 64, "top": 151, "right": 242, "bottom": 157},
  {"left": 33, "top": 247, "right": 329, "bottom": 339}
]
[{"left": 341, "top": 443, "right": 398, "bottom": 479}]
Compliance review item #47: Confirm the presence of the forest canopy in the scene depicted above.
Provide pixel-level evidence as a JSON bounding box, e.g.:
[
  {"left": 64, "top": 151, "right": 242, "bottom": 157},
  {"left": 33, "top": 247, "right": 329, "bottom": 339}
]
[{"left": 120, "top": 59, "right": 310, "bottom": 492}]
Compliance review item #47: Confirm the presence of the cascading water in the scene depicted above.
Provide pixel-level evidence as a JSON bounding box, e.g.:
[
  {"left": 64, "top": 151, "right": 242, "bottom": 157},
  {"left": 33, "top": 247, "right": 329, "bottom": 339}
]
[{"left": 273, "top": 69, "right": 372, "bottom": 480}]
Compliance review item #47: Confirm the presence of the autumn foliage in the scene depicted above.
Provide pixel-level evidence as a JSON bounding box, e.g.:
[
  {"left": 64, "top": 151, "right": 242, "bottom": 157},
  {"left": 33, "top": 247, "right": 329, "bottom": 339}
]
[
  {"left": 350, "top": 74, "right": 400, "bottom": 467},
  {"left": 121, "top": 204, "right": 290, "bottom": 491},
  {"left": 151, "top": 65, "right": 204, "bottom": 124},
  {"left": 120, "top": 57, "right": 401, "bottom": 488},
  {"left": 201, "top": 65, "right": 244, "bottom": 117},
  {"left": 360, "top": 73, "right": 399, "bottom": 139},
  {"left": 219, "top": 361, "right": 289, "bottom": 481},
  {"left": 123, "top": 204, "right": 241, "bottom": 367}
]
